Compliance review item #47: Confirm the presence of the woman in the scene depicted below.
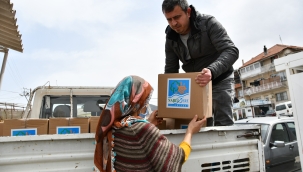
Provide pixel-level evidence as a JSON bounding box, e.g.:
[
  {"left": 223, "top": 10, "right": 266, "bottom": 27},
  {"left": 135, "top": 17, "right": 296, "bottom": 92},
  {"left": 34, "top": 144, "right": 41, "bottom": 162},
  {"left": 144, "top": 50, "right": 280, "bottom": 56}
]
[{"left": 94, "top": 75, "right": 206, "bottom": 172}]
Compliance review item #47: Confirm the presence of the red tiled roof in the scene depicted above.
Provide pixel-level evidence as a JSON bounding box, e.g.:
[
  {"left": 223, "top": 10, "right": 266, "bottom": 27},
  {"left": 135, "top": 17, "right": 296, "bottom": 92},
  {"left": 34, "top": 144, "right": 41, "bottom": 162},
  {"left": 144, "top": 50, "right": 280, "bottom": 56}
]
[{"left": 240, "top": 44, "right": 303, "bottom": 68}]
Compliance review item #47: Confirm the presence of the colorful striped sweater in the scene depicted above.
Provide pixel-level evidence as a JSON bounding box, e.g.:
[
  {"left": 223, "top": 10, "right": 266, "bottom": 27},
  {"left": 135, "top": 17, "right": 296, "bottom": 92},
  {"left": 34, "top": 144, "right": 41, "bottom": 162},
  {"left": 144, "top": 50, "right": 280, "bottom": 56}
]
[{"left": 113, "top": 122, "right": 185, "bottom": 172}]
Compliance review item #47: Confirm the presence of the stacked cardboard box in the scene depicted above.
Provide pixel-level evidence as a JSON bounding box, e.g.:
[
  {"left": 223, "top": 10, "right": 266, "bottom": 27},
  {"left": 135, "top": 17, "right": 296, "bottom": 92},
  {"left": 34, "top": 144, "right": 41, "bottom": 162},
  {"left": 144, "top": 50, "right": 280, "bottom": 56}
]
[
  {"left": 157, "top": 73, "right": 212, "bottom": 129},
  {"left": 26, "top": 119, "right": 48, "bottom": 135},
  {"left": 48, "top": 118, "right": 89, "bottom": 134},
  {"left": 48, "top": 118, "right": 69, "bottom": 134},
  {"left": 2, "top": 119, "right": 48, "bottom": 136},
  {"left": 89, "top": 116, "right": 100, "bottom": 133},
  {"left": 0, "top": 121, "right": 3, "bottom": 136}
]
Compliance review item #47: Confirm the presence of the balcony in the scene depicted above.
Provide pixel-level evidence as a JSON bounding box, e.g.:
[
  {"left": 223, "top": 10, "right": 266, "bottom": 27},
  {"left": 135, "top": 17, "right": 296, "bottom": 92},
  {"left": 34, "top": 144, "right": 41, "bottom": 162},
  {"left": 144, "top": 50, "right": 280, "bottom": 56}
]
[
  {"left": 241, "top": 63, "right": 275, "bottom": 80},
  {"left": 233, "top": 99, "right": 271, "bottom": 109},
  {"left": 244, "top": 78, "right": 286, "bottom": 95}
]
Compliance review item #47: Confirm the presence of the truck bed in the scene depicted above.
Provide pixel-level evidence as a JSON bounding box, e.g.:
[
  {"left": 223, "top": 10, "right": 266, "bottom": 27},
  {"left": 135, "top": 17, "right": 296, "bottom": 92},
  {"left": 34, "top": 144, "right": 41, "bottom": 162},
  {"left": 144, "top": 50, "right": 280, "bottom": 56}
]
[{"left": 0, "top": 125, "right": 265, "bottom": 172}]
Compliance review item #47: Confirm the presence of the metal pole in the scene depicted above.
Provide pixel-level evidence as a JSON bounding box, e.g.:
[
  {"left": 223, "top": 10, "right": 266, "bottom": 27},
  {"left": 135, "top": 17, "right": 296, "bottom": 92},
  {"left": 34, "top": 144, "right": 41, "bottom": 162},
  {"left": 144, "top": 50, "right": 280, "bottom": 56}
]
[
  {"left": 0, "top": 48, "right": 9, "bottom": 89},
  {"left": 70, "top": 89, "right": 73, "bottom": 118},
  {"left": 250, "top": 96, "right": 255, "bottom": 118},
  {"left": 237, "top": 69, "right": 245, "bottom": 98}
]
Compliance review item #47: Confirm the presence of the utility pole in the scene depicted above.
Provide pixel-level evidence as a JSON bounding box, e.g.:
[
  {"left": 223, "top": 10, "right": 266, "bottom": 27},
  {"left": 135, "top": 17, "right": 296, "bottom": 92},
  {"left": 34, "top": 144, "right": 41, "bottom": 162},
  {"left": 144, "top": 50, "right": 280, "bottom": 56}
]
[
  {"left": 0, "top": 48, "right": 9, "bottom": 89},
  {"left": 249, "top": 95, "right": 255, "bottom": 118},
  {"left": 20, "top": 88, "right": 30, "bottom": 102}
]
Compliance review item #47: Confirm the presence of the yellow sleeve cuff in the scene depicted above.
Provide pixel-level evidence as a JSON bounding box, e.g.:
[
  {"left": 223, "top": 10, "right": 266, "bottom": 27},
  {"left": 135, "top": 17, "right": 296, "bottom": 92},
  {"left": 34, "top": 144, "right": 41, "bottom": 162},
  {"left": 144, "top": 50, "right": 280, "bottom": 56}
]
[{"left": 179, "top": 141, "right": 191, "bottom": 163}]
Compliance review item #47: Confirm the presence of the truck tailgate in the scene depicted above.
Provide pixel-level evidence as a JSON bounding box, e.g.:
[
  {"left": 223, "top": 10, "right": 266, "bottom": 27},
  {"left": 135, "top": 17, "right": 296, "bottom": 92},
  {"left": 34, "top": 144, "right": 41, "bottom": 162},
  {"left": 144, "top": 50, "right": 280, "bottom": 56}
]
[{"left": 0, "top": 125, "right": 264, "bottom": 172}]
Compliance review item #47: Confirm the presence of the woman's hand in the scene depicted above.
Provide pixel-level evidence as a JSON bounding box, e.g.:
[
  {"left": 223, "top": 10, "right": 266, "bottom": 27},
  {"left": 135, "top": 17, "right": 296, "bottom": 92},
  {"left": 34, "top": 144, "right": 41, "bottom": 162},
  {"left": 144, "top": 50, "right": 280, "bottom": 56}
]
[
  {"left": 186, "top": 115, "right": 206, "bottom": 135},
  {"left": 182, "top": 115, "right": 207, "bottom": 147},
  {"left": 148, "top": 110, "right": 163, "bottom": 126}
]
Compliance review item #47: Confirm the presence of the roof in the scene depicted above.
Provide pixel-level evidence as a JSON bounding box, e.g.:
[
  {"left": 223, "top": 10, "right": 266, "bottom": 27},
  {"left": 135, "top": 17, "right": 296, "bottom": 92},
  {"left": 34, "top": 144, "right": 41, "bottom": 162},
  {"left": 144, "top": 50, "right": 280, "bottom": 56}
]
[
  {"left": 234, "top": 116, "right": 294, "bottom": 125},
  {"left": 0, "top": 0, "right": 23, "bottom": 52},
  {"left": 240, "top": 44, "right": 303, "bottom": 68}
]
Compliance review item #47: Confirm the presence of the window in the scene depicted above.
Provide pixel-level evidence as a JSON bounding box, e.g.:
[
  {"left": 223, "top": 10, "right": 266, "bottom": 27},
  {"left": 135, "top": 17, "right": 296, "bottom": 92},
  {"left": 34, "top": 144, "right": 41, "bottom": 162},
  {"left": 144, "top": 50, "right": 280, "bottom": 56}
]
[
  {"left": 276, "top": 92, "right": 288, "bottom": 102},
  {"left": 277, "top": 71, "right": 287, "bottom": 81},
  {"left": 250, "top": 65, "right": 254, "bottom": 70},
  {"left": 254, "top": 63, "right": 260, "bottom": 69},
  {"left": 296, "top": 70, "right": 303, "bottom": 73},
  {"left": 233, "top": 112, "right": 237, "bottom": 121},
  {"left": 238, "top": 110, "right": 242, "bottom": 119},
  {"left": 286, "top": 122, "right": 296, "bottom": 141},
  {"left": 240, "top": 68, "right": 246, "bottom": 74},
  {"left": 75, "top": 96, "right": 109, "bottom": 117},
  {"left": 238, "top": 90, "right": 243, "bottom": 97},
  {"left": 276, "top": 104, "right": 286, "bottom": 111},
  {"left": 40, "top": 95, "right": 110, "bottom": 118},
  {"left": 246, "top": 66, "right": 250, "bottom": 72},
  {"left": 242, "top": 109, "right": 246, "bottom": 118},
  {"left": 270, "top": 123, "right": 290, "bottom": 143}
]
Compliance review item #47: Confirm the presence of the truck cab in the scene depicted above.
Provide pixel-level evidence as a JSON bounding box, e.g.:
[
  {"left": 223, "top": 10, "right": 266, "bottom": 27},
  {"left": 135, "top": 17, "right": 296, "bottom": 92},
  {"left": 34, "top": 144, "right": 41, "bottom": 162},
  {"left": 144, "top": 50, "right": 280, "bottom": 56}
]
[{"left": 25, "top": 86, "right": 114, "bottom": 119}]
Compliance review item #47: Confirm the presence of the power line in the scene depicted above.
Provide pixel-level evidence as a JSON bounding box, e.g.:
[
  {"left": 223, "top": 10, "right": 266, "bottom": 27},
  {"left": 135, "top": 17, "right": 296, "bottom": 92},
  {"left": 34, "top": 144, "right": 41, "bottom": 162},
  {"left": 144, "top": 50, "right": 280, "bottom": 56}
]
[
  {"left": 7, "top": 61, "right": 23, "bottom": 89},
  {"left": 0, "top": 96, "right": 22, "bottom": 101},
  {"left": 0, "top": 89, "right": 20, "bottom": 93},
  {"left": 10, "top": 58, "right": 26, "bottom": 87}
]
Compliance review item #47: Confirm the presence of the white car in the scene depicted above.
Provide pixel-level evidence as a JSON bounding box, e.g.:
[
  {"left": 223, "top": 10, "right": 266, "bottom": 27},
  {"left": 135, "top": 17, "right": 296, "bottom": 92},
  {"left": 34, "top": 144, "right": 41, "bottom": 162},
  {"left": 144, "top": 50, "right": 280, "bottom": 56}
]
[
  {"left": 275, "top": 101, "right": 293, "bottom": 117},
  {"left": 235, "top": 116, "right": 300, "bottom": 172}
]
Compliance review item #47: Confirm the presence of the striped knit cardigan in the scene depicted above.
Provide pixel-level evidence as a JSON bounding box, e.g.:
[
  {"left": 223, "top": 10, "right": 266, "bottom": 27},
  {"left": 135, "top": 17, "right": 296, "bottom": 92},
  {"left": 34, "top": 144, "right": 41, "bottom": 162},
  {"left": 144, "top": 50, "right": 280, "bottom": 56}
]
[{"left": 112, "top": 122, "right": 185, "bottom": 172}]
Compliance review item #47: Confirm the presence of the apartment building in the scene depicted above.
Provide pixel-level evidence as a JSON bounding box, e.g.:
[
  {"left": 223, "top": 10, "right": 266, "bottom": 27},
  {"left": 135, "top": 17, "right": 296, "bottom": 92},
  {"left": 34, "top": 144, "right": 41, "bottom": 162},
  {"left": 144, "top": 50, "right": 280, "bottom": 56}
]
[{"left": 233, "top": 44, "right": 303, "bottom": 119}]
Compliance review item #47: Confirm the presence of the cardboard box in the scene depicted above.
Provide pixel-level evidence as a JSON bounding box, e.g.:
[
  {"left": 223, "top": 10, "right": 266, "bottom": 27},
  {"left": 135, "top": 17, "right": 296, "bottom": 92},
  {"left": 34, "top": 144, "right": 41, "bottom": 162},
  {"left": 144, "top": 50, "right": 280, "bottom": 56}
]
[
  {"left": 164, "top": 118, "right": 191, "bottom": 129},
  {"left": 26, "top": 119, "right": 48, "bottom": 135},
  {"left": 3, "top": 119, "right": 26, "bottom": 136},
  {"left": 48, "top": 118, "right": 69, "bottom": 134},
  {"left": 164, "top": 118, "right": 175, "bottom": 129},
  {"left": 89, "top": 116, "right": 100, "bottom": 133},
  {"left": 0, "top": 122, "right": 3, "bottom": 136},
  {"left": 164, "top": 118, "right": 207, "bottom": 129},
  {"left": 49, "top": 118, "right": 89, "bottom": 134},
  {"left": 69, "top": 118, "right": 89, "bottom": 133},
  {"left": 174, "top": 119, "right": 192, "bottom": 129},
  {"left": 158, "top": 73, "right": 212, "bottom": 119},
  {"left": 156, "top": 120, "right": 166, "bottom": 130}
]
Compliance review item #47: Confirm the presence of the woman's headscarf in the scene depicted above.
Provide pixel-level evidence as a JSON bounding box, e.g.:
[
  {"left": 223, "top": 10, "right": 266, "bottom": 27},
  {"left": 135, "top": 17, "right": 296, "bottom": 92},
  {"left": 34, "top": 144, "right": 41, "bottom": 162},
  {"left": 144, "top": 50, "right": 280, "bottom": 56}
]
[{"left": 94, "top": 75, "right": 153, "bottom": 172}]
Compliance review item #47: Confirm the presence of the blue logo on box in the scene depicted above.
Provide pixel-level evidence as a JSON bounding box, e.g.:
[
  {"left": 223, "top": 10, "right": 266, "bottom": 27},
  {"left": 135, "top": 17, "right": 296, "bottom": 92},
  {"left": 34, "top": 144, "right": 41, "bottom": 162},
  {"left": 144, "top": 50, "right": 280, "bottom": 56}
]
[
  {"left": 167, "top": 78, "right": 191, "bottom": 109},
  {"left": 11, "top": 128, "right": 37, "bottom": 136},
  {"left": 180, "top": 125, "right": 188, "bottom": 129},
  {"left": 57, "top": 126, "right": 80, "bottom": 134}
]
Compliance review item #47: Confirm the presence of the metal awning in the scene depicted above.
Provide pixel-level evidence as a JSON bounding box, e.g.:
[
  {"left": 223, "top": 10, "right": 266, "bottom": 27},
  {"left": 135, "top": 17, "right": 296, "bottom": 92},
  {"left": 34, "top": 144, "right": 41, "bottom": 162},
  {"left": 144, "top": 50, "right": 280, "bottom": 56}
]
[
  {"left": 0, "top": 0, "right": 23, "bottom": 52},
  {"left": 0, "top": 0, "right": 23, "bottom": 89}
]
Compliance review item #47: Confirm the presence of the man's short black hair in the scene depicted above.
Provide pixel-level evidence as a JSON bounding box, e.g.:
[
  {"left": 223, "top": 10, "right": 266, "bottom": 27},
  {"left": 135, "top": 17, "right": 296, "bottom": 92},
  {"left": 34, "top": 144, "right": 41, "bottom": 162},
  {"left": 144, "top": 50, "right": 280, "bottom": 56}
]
[{"left": 162, "top": 0, "right": 189, "bottom": 13}]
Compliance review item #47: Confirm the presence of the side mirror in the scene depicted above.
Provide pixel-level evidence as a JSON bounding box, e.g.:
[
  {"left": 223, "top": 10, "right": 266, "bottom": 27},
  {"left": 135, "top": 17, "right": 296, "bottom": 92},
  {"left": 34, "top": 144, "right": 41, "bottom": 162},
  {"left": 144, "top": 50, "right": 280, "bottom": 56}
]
[{"left": 270, "top": 141, "right": 285, "bottom": 148}]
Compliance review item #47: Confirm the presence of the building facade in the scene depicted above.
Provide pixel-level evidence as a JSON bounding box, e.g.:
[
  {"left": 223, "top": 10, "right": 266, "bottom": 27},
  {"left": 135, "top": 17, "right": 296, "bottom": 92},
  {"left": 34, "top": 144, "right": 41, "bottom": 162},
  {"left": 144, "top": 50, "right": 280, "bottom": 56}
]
[{"left": 233, "top": 44, "right": 303, "bottom": 119}]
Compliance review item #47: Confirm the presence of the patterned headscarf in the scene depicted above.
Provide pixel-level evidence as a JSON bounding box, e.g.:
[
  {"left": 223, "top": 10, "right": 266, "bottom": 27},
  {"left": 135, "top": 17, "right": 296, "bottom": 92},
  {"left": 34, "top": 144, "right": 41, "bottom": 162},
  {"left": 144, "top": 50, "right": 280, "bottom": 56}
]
[{"left": 94, "top": 75, "right": 153, "bottom": 172}]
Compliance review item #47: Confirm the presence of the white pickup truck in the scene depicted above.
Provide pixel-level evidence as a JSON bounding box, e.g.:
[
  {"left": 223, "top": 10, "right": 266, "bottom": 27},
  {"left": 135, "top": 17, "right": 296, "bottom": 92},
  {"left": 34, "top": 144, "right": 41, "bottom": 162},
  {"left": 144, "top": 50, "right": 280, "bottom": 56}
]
[{"left": 0, "top": 86, "right": 265, "bottom": 172}]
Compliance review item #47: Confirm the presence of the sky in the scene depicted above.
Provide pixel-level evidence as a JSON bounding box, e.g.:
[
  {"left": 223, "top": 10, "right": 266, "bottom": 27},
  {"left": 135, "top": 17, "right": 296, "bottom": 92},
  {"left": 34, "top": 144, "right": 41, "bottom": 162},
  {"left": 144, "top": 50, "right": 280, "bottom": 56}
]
[{"left": 1, "top": 0, "right": 303, "bottom": 107}]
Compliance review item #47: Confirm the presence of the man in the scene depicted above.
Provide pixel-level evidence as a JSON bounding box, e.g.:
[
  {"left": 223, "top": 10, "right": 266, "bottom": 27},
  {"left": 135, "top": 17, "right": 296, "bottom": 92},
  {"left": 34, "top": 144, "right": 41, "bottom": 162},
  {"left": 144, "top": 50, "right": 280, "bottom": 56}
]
[{"left": 162, "top": 0, "right": 239, "bottom": 126}]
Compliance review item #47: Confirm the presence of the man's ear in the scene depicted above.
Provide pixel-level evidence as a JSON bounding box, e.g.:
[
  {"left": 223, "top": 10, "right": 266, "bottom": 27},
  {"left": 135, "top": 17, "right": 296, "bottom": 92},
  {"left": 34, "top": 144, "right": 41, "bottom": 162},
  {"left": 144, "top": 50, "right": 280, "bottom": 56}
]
[{"left": 187, "top": 7, "right": 191, "bottom": 17}]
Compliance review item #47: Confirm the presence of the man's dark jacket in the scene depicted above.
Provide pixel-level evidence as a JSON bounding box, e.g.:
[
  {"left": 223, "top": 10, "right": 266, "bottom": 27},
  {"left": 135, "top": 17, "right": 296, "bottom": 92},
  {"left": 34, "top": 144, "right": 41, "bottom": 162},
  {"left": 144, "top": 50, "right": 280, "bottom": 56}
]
[{"left": 164, "top": 5, "right": 239, "bottom": 85}]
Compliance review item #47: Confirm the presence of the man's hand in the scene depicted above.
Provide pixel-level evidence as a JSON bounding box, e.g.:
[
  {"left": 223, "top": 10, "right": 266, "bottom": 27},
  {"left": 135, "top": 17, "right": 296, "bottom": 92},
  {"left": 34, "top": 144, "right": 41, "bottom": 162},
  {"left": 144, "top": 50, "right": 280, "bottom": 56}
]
[{"left": 195, "top": 68, "right": 212, "bottom": 87}]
